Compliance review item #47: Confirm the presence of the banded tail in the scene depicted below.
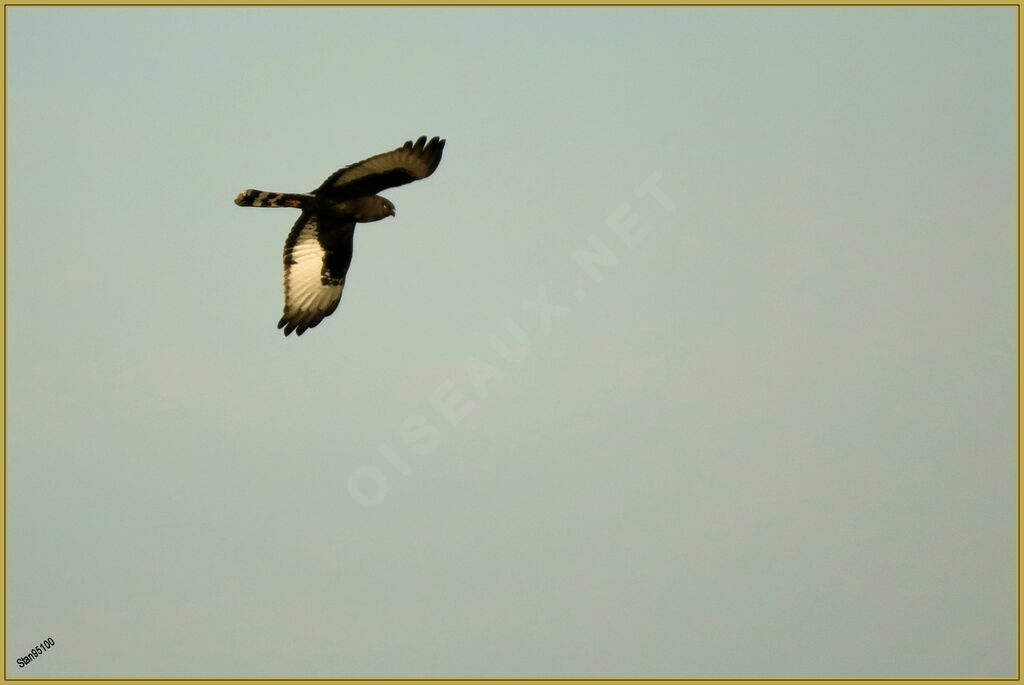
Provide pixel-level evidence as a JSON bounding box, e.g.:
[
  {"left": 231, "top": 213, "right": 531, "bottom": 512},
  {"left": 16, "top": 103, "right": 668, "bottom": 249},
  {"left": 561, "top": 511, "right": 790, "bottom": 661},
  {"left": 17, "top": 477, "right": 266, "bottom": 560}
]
[{"left": 234, "top": 189, "right": 312, "bottom": 208}]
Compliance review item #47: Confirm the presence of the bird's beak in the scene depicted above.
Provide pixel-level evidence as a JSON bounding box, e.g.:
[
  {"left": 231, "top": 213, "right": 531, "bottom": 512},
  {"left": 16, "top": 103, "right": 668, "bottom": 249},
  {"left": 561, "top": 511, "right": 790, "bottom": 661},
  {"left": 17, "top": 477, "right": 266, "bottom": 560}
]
[{"left": 389, "top": 208, "right": 396, "bottom": 217}]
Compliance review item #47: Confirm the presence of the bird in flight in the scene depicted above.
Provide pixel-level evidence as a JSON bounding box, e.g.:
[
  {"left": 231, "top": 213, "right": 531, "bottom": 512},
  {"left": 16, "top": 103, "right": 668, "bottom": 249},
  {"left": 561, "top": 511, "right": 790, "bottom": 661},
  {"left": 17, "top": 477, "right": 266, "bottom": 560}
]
[{"left": 235, "top": 135, "right": 446, "bottom": 336}]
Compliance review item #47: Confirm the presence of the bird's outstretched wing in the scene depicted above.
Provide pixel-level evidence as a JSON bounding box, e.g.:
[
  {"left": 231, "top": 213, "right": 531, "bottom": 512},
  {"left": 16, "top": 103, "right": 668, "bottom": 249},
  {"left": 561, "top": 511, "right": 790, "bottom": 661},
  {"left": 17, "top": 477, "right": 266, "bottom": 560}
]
[
  {"left": 315, "top": 136, "right": 445, "bottom": 201},
  {"left": 278, "top": 212, "right": 355, "bottom": 336}
]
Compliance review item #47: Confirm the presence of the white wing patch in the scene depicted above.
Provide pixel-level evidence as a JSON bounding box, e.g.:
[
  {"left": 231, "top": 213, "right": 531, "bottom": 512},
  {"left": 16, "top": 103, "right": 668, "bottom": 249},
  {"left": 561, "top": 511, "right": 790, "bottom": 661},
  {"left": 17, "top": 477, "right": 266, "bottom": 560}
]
[{"left": 280, "top": 214, "right": 344, "bottom": 336}]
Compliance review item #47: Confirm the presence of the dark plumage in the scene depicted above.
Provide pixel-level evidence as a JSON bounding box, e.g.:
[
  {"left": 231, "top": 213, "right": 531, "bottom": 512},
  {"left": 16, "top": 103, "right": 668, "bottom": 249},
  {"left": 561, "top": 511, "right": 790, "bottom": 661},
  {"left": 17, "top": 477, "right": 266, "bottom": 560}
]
[{"left": 235, "top": 136, "right": 446, "bottom": 336}]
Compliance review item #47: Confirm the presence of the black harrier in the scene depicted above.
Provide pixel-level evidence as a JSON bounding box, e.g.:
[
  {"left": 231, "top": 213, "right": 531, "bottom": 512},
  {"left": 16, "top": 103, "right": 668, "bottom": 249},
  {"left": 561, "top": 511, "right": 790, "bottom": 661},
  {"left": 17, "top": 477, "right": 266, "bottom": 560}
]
[{"left": 235, "top": 135, "right": 446, "bottom": 336}]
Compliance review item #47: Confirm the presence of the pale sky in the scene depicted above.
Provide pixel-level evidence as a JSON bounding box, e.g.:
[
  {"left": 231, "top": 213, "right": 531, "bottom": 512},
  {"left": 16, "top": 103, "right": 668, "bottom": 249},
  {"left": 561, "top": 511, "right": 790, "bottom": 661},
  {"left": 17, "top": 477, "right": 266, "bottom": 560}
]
[{"left": 6, "top": 6, "right": 1017, "bottom": 677}]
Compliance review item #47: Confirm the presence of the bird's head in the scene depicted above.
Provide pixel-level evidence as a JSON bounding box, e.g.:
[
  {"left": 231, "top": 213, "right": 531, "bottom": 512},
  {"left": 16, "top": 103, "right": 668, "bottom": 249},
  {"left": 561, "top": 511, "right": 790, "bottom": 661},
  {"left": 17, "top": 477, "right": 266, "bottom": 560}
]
[
  {"left": 364, "top": 196, "right": 395, "bottom": 222},
  {"left": 360, "top": 196, "right": 394, "bottom": 222},
  {"left": 327, "top": 195, "right": 396, "bottom": 223}
]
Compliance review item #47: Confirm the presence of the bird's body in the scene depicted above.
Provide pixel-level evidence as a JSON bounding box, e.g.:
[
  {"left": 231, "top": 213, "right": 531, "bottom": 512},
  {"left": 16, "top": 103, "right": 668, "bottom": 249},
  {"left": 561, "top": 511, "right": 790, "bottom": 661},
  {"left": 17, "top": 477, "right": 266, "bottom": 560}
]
[{"left": 235, "top": 136, "right": 445, "bottom": 335}]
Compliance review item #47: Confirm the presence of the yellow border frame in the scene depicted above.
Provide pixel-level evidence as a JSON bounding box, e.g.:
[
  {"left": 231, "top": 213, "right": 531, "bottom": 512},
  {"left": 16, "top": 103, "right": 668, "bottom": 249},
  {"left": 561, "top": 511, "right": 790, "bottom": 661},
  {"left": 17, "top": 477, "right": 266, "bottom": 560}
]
[{"left": 0, "top": 2, "right": 1018, "bottom": 683}]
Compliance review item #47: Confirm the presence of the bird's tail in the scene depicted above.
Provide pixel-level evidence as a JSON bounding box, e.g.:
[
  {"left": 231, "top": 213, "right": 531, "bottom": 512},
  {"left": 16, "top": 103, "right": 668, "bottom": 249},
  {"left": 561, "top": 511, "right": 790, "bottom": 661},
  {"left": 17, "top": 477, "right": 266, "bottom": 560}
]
[{"left": 234, "top": 189, "right": 311, "bottom": 208}]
